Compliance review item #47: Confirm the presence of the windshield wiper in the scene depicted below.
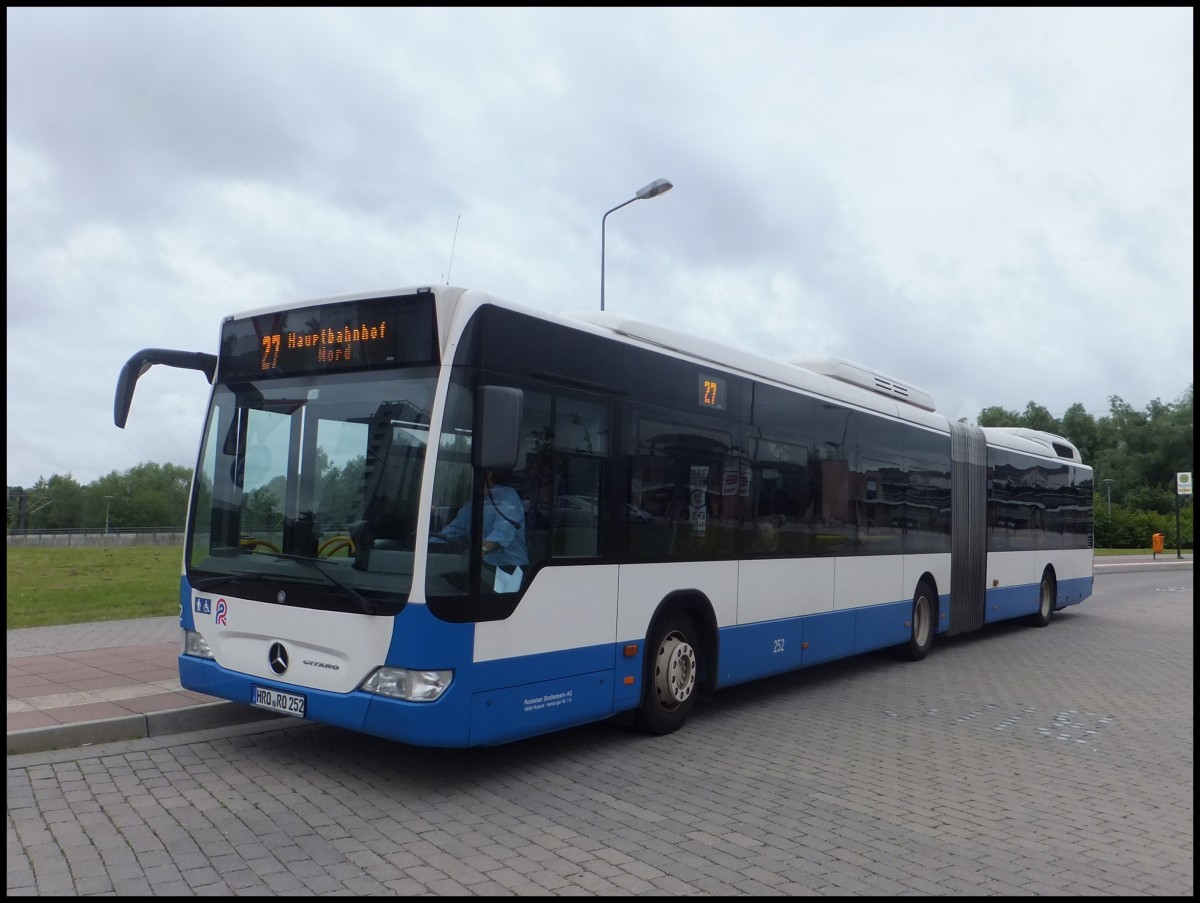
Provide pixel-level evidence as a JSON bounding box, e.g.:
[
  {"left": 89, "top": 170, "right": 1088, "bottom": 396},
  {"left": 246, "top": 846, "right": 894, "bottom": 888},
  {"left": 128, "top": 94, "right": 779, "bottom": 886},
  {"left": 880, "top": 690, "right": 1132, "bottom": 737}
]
[
  {"left": 190, "top": 571, "right": 278, "bottom": 591},
  {"left": 262, "top": 552, "right": 380, "bottom": 616}
]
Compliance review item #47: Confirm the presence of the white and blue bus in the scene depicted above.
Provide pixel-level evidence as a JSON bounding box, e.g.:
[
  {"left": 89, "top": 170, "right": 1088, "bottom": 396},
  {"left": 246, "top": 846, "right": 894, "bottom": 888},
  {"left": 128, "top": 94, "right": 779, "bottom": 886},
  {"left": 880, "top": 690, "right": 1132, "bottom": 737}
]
[{"left": 114, "top": 285, "right": 1094, "bottom": 747}]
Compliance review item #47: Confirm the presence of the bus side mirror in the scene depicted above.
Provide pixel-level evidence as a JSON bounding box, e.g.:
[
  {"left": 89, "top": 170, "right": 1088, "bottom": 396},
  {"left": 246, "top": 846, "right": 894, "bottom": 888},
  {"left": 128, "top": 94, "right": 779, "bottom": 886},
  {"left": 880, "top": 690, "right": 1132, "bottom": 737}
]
[
  {"left": 474, "top": 386, "right": 523, "bottom": 471},
  {"left": 114, "top": 348, "right": 217, "bottom": 428}
]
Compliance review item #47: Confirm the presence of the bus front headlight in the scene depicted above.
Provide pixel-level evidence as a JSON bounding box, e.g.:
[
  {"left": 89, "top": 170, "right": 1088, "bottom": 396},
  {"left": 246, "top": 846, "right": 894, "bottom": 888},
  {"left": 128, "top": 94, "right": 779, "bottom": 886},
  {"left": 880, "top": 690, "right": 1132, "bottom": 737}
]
[{"left": 360, "top": 667, "right": 452, "bottom": 702}]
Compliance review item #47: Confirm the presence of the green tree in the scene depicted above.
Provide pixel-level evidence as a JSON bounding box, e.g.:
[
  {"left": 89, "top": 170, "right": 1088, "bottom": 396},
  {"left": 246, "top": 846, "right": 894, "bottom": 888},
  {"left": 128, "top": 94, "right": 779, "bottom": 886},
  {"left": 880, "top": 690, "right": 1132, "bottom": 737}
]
[
  {"left": 1019, "top": 402, "right": 1060, "bottom": 433},
  {"left": 976, "top": 385, "right": 1192, "bottom": 521},
  {"left": 977, "top": 405, "right": 1023, "bottom": 428},
  {"left": 1060, "top": 403, "right": 1098, "bottom": 464},
  {"left": 121, "top": 462, "right": 192, "bottom": 527},
  {"left": 25, "top": 474, "right": 85, "bottom": 530}
]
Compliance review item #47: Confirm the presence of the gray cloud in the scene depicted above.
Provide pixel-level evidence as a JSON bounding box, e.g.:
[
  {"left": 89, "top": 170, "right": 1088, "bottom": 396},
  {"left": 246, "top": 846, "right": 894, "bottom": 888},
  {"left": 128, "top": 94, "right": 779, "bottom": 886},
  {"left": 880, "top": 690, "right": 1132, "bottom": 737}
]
[{"left": 6, "top": 7, "right": 1193, "bottom": 486}]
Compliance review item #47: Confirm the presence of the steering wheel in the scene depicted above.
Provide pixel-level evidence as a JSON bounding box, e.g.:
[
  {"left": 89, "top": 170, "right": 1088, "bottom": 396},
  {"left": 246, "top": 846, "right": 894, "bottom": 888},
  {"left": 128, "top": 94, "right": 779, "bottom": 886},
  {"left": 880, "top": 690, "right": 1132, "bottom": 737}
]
[
  {"left": 240, "top": 537, "right": 281, "bottom": 553},
  {"left": 318, "top": 535, "right": 356, "bottom": 558}
]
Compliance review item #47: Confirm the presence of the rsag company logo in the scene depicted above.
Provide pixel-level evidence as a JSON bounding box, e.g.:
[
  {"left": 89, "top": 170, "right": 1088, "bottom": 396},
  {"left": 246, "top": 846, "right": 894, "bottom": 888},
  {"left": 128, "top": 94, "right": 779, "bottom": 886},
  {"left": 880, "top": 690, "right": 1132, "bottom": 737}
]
[{"left": 194, "top": 596, "right": 228, "bottom": 625}]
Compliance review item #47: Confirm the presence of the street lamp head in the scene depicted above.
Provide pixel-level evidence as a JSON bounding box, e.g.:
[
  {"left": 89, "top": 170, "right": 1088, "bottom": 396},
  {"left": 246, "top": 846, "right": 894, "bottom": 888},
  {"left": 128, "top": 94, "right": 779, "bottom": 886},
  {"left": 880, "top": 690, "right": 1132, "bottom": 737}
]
[
  {"left": 600, "top": 177, "right": 674, "bottom": 312},
  {"left": 635, "top": 178, "right": 673, "bottom": 201}
]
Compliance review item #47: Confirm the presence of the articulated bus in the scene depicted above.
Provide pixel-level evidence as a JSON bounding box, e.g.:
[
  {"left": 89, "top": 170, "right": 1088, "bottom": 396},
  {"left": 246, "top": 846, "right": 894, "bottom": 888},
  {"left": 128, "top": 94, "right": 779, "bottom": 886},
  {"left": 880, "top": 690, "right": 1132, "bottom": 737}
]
[{"left": 114, "top": 285, "right": 1094, "bottom": 747}]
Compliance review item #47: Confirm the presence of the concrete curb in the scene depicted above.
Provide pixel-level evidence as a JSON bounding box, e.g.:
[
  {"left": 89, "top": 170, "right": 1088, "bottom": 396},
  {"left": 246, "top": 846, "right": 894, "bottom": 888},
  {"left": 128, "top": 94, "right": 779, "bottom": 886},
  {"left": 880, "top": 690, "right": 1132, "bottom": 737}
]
[
  {"left": 6, "top": 701, "right": 283, "bottom": 756},
  {"left": 1094, "top": 558, "right": 1192, "bottom": 574}
]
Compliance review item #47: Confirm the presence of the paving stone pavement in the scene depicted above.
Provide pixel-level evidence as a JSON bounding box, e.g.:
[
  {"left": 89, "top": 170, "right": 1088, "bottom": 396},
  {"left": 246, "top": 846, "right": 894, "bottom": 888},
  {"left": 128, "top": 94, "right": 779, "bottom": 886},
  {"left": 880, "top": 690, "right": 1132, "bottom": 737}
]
[{"left": 7, "top": 617, "right": 277, "bottom": 755}]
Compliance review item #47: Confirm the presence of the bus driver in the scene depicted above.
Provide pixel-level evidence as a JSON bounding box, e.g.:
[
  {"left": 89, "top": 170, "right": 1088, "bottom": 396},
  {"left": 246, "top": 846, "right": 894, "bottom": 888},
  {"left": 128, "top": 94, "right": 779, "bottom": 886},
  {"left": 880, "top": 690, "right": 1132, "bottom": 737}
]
[{"left": 433, "top": 468, "right": 529, "bottom": 592}]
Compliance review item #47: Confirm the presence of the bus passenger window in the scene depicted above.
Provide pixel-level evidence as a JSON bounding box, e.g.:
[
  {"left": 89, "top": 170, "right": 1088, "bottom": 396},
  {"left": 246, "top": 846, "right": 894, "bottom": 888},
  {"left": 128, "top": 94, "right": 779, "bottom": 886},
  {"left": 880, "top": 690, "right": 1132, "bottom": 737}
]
[{"left": 519, "top": 390, "right": 606, "bottom": 561}]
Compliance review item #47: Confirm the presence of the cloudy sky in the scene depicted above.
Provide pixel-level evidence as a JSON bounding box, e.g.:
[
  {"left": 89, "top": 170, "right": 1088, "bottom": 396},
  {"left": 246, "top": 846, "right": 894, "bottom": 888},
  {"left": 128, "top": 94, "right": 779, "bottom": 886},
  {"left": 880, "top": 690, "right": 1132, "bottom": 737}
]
[{"left": 6, "top": 7, "right": 1194, "bottom": 489}]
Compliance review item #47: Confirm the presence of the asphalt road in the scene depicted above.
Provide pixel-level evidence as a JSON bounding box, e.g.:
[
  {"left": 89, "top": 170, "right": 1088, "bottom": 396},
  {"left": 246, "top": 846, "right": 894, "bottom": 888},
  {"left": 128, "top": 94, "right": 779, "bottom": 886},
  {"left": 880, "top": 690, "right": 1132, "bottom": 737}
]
[{"left": 7, "top": 565, "right": 1193, "bottom": 896}]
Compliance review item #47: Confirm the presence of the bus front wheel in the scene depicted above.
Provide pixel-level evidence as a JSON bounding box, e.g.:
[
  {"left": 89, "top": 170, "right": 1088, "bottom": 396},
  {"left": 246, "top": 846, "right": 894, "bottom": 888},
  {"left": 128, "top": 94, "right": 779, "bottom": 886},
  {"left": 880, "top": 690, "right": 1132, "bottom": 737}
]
[{"left": 634, "top": 613, "right": 699, "bottom": 736}]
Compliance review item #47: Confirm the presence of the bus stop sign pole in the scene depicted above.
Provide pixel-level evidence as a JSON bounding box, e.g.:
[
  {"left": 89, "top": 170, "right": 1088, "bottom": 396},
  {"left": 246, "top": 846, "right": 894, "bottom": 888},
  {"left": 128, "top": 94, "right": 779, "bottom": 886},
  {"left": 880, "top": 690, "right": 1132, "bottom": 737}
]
[{"left": 1177, "top": 472, "right": 1192, "bottom": 559}]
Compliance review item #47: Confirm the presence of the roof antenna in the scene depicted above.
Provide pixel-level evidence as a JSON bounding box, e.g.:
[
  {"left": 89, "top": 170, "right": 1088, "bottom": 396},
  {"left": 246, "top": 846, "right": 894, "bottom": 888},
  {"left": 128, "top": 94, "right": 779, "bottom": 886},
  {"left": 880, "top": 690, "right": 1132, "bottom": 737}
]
[{"left": 444, "top": 214, "right": 460, "bottom": 285}]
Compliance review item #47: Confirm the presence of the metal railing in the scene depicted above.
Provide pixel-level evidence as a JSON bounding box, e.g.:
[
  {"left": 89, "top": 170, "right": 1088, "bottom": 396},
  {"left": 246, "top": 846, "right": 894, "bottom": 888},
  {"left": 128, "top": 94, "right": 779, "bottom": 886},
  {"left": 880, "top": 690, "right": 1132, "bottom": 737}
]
[{"left": 6, "top": 527, "right": 185, "bottom": 547}]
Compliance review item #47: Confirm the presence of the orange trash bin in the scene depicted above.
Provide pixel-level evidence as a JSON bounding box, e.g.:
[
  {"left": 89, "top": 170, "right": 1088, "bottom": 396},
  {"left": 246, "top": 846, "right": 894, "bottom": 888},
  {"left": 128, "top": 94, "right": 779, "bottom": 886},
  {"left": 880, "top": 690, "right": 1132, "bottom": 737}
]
[{"left": 1152, "top": 533, "right": 1165, "bottom": 555}]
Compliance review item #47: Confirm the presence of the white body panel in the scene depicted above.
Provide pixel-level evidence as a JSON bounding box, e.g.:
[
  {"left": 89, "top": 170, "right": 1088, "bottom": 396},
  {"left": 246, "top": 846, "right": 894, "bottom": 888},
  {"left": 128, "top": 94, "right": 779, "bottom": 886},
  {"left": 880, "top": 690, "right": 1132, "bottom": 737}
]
[
  {"left": 473, "top": 566, "right": 619, "bottom": 663},
  {"left": 194, "top": 593, "right": 392, "bottom": 692},
  {"left": 834, "top": 554, "right": 905, "bottom": 610},
  {"left": 616, "top": 561, "right": 740, "bottom": 641},
  {"left": 986, "top": 550, "right": 1042, "bottom": 593},
  {"left": 477, "top": 553, "right": 962, "bottom": 662},
  {"left": 1052, "top": 547, "right": 1095, "bottom": 583},
  {"left": 736, "top": 558, "right": 836, "bottom": 622},
  {"left": 987, "top": 547, "right": 1093, "bottom": 590},
  {"left": 906, "top": 553, "right": 953, "bottom": 601}
]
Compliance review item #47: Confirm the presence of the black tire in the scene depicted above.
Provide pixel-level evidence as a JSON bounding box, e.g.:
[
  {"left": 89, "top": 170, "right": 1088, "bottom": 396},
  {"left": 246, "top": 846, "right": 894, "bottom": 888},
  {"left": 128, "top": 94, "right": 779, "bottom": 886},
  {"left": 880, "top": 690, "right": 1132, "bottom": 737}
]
[
  {"left": 634, "top": 613, "right": 700, "bottom": 735},
  {"left": 900, "top": 579, "right": 936, "bottom": 661},
  {"left": 1027, "top": 570, "right": 1055, "bottom": 628}
]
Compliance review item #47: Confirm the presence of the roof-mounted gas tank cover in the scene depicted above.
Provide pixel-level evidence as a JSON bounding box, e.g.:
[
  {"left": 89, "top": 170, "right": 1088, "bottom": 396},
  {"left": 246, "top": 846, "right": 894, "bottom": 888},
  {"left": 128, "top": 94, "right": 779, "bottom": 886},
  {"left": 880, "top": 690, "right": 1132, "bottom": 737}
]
[
  {"left": 982, "top": 427, "right": 1084, "bottom": 463},
  {"left": 792, "top": 356, "right": 937, "bottom": 412}
]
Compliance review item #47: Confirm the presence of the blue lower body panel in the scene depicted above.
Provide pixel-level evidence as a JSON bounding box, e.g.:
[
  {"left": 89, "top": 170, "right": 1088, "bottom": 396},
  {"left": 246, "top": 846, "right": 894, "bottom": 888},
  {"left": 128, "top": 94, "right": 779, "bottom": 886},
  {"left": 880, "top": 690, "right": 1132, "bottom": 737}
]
[{"left": 715, "top": 598, "right": 913, "bottom": 688}]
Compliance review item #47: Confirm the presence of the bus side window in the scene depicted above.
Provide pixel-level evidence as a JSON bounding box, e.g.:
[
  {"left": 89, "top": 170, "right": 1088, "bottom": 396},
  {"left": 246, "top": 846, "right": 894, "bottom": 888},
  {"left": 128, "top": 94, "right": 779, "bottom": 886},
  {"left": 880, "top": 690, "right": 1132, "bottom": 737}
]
[
  {"left": 627, "top": 412, "right": 735, "bottom": 560},
  {"left": 551, "top": 455, "right": 601, "bottom": 557},
  {"left": 518, "top": 390, "right": 607, "bottom": 563},
  {"left": 551, "top": 397, "right": 605, "bottom": 557},
  {"left": 517, "top": 393, "right": 555, "bottom": 568},
  {"left": 748, "top": 438, "right": 813, "bottom": 556}
]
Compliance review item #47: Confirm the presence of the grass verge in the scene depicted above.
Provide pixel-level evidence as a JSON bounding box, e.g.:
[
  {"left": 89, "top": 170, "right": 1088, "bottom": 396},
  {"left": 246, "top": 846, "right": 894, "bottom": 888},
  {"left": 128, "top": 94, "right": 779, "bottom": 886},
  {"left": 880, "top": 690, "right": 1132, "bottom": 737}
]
[{"left": 7, "top": 546, "right": 181, "bottom": 630}]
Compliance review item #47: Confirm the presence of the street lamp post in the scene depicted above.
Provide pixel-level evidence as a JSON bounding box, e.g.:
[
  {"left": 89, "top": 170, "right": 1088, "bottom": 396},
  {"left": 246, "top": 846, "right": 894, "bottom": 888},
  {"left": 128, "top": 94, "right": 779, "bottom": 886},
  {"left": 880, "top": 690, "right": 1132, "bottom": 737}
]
[
  {"left": 1102, "top": 479, "right": 1115, "bottom": 518},
  {"left": 104, "top": 496, "right": 114, "bottom": 535},
  {"left": 600, "top": 178, "right": 673, "bottom": 311}
]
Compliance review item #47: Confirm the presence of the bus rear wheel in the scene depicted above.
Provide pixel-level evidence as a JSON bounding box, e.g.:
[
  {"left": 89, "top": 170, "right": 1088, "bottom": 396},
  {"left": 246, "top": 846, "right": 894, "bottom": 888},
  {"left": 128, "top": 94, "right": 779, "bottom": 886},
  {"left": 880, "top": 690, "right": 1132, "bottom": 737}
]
[
  {"left": 1027, "top": 571, "right": 1055, "bottom": 628},
  {"left": 900, "top": 580, "right": 936, "bottom": 662},
  {"left": 634, "top": 613, "right": 699, "bottom": 736}
]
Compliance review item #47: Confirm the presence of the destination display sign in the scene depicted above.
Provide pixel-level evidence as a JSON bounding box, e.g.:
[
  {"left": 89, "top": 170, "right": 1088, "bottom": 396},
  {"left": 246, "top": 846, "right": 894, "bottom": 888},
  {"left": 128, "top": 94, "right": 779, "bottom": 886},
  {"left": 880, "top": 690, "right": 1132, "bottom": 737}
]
[{"left": 218, "top": 292, "right": 438, "bottom": 381}]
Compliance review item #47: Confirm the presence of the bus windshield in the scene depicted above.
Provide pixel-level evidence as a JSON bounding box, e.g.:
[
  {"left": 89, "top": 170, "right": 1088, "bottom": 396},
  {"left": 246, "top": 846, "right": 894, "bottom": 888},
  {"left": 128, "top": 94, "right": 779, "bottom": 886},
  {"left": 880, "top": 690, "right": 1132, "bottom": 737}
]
[{"left": 186, "top": 368, "right": 438, "bottom": 614}]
